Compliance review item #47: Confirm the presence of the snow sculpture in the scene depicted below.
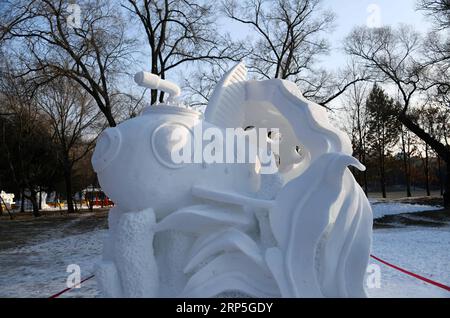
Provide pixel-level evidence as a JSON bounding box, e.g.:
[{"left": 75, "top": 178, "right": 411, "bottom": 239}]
[
  {"left": 39, "top": 191, "right": 50, "bottom": 210},
  {"left": 92, "top": 63, "right": 373, "bottom": 298},
  {"left": 0, "top": 191, "right": 15, "bottom": 207}
]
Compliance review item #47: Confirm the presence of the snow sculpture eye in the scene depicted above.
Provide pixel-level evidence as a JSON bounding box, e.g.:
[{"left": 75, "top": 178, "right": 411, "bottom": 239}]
[
  {"left": 267, "top": 130, "right": 282, "bottom": 143},
  {"left": 294, "top": 145, "right": 306, "bottom": 163},
  {"left": 91, "top": 128, "right": 122, "bottom": 173},
  {"left": 151, "top": 122, "right": 193, "bottom": 169}
]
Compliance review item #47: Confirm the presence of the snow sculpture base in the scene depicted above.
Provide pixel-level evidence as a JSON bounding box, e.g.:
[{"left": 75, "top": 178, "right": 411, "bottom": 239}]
[{"left": 92, "top": 63, "right": 373, "bottom": 298}]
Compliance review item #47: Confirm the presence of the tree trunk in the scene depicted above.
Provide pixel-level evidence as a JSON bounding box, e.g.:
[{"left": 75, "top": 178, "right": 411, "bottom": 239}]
[
  {"left": 398, "top": 113, "right": 448, "bottom": 159},
  {"left": 73, "top": 194, "right": 78, "bottom": 212},
  {"left": 438, "top": 155, "right": 443, "bottom": 196},
  {"left": 379, "top": 148, "right": 386, "bottom": 198},
  {"left": 408, "top": 146, "right": 414, "bottom": 194},
  {"left": 38, "top": 187, "right": 42, "bottom": 210},
  {"left": 150, "top": 59, "right": 159, "bottom": 105},
  {"left": 30, "top": 198, "right": 39, "bottom": 217},
  {"left": 401, "top": 127, "right": 412, "bottom": 197},
  {"left": 380, "top": 168, "right": 386, "bottom": 198},
  {"left": 27, "top": 190, "right": 40, "bottom": 217},
  {"left": 63, "top": 160, "right": 75, "bottom": 213},
  {"left": 159, "top": 70, "right": 166, "bottom": 103},
  {"left": 444, "top": 162, "right": 450, "bottom": 209},
  {"left": 20, "top": 188, "right": 25, "bottom": 212},
  {"left": 104, "top": 108, "right": 116, "bottom": 127},
  {"left": 424, "top": 144, "right": 430, "bottom": 196},
  {"left": 398, "top": 112, "right": 450, "bottom": 207},
  {"left": 363, "top": 169, "right": 368, "bottom": 195}
]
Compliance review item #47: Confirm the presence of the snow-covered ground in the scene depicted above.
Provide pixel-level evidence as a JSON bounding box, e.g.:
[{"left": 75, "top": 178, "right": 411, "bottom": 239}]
[
  {"left": 367, "top": 227, "right": 449, "bottom": 298},
  {"left": 0, "top": 230, "right": 104, "bottom": 298},
  {"left": 0, "top": 202, "right": 448, "bottom": 298},
  {"left": 371, "top": 201, "right": 443, "bottom": 219}
]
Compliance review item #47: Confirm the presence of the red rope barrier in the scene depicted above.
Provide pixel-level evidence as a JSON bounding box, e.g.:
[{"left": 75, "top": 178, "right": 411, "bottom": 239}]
[
  {"left": 49, "top": 274, "right": 95, "bottom": 298},
  {"left": 370, "top": 254, "right": 450, "bottom": 292},
  {"left": 48, "top": 255, "right": 450, "bottom": 297}
]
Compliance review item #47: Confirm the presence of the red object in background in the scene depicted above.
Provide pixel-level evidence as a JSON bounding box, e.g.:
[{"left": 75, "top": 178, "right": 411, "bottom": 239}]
[
  {"left": 370, "top": 254, "right": 450, "bottom": 292},
  {"left": 49, "top": 275, "right": 95, "bottom": 298},
  {"left": 49, "top": 255, "right": 450, "bottom": 298},
  {"left": 102, "top": 197, "right": 114, "bottom": 206}
]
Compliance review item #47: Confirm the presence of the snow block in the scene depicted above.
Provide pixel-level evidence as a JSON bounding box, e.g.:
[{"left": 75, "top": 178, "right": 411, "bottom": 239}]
[
  {"left": 95, "top": 261, "right": 122, "bottom": 298},
  {"left": 114, "top": 208, "right": 158, "bottom": 297}
]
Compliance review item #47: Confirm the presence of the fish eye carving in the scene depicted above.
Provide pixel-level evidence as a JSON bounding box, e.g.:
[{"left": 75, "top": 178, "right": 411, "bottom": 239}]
[{"left": 151, "top": 122, "right": 193, "bottom": 169}]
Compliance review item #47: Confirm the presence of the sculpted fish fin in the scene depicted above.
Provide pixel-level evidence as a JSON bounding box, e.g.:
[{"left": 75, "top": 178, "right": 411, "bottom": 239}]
[{"left": 204, "top": 62, "right": 248, "bottom": 128}]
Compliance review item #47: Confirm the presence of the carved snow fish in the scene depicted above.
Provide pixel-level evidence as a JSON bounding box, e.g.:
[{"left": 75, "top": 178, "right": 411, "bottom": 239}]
[{"left": 92, "top": 63, "right": 373, "bottom": 298}]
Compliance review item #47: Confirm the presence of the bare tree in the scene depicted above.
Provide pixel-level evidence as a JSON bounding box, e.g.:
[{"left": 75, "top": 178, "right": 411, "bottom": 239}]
[
  {"left": 399, "top": 111, "right": 420, "bottom": 198},
  {"left": 37, "top": 78, "right": 100, "bottom": 213},
  {"left": 418, "top": 0, "right": 450, "bottom": 200},
  {"left": 224, "top": 0, "right": 333, "bottom": 79},
  {"left": 417, "top": 0, "right": 450, "bottom": 30},
  {"left": 181, "top": 62, "right": 235, "bottom": 109},
  {"left": 421, "top": 32, "right": 449, "bottom": 110},
  {"left": 418, "top": 106, "right": 436, "bottom": 196},
  {"left": 123, "top": 0, "right": 246, "bottom": 104},
  {"left": 435, "top": 108, "right": 449, "bottom": 194},
  {"left": 223, "top": 0, "right": 367, "bottom": 106},
  {"left": 418, "top": 103, "right": 449, "bottom": 196},
  {"left": 342, "top": 79, "right": 370, "bottom": 193},
  {"left": 417, "top": 0, "right": 449, "bottom": 109},
  {"left": 1, "top": 0, "right": 136, "bottom": 127},
  {"left": 0, "top": 69, "right": 60, "bottom": 216},
  {"left": 345, "top": 24, "right": 450, "bottom": 207}
]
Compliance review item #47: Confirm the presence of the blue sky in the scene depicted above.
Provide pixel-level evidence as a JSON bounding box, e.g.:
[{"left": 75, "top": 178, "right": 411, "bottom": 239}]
[
  {"left": 322, "top": 0, "right": 431, "bottom": 69},
  {"left": 219, "top": 0, "right": 432, "bottom": 71}
]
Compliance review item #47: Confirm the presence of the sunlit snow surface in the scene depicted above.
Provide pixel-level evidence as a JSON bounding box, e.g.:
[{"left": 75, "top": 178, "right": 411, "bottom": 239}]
[
  {"left": 371, "top": 202, "right": 442, "bottom": 219},
  {"left": 0, "top": 202, "right": 448, "bottom": 298},
  {"left": 0, "top": 230, "right": 103, "bottom": 298},
  {"left": 368, "top": 227, "right": 449, "bottom": 298}
]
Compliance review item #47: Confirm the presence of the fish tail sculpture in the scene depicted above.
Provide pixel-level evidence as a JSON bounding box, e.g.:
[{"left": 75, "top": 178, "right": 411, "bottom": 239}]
[{"left": 266, "top": 153, "right": 372, "bottom": 297}]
